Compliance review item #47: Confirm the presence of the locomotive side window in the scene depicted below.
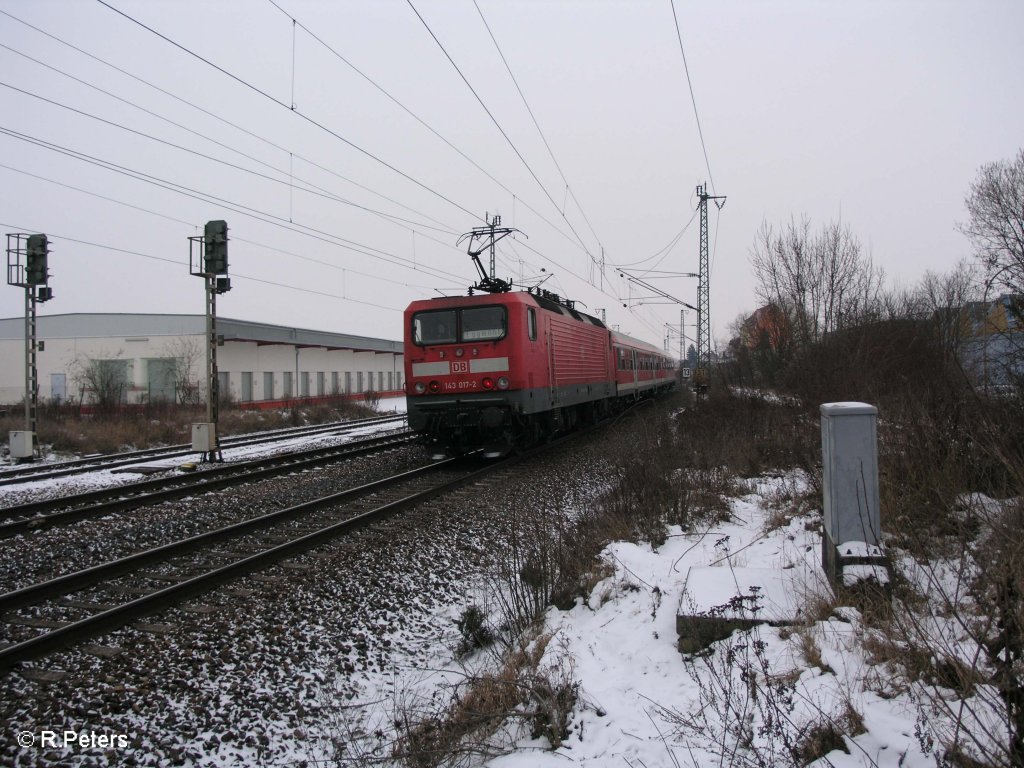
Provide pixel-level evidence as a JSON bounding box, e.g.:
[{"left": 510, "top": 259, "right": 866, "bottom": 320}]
[
  {"left": 462, "top": 306, "right": 507, "bottom": 341},
  {"left": 413, "top": 310, "right": 457, "bottom": 345},
  {"left": 527, "top": 308, "right": 537, "bottom": 341}
]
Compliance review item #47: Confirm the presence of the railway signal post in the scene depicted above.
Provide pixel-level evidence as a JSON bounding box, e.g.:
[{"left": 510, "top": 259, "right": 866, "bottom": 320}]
[
  {"left": 189, "top": 220, "right": 231, "bottom": 462},
  {"left": 5, "top": 233, "right": 54, "bottom": 462}
]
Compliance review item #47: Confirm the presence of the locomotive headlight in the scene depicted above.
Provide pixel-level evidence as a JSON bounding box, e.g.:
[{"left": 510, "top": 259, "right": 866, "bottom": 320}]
[
  {"left": 414, "top": 381, "right": 427, "bottom": 394},
  {"left": 497, "top": 376, "right": 510, "bottom": 390},
  {"left": 428, "top": 380, "right": 440, "bottom": 393},
  {"left": 455, "top": 348, "right": 464, "bottom": 357},
  {"left": 481, "top": 377, "right": 495, "bottom": 390}
]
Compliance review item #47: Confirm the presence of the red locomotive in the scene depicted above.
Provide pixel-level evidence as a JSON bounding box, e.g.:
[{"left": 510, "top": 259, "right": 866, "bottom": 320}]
[{"left": 403, "top": 287, "right": 676, "bottom": 456}]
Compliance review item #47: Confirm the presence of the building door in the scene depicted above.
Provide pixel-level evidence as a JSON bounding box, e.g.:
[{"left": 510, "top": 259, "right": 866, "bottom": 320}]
[
  {"left": 50, "top": 373, "right": 66, "bottom": 404},
  {"left": 241, "top": 371, "right": 253, "bottom": 401},
  {"left": 263, "top": 372, "right": 274, "bottom": 400},
  {"left": 147, "top": 359, "right": 176, "bottom": 403}
]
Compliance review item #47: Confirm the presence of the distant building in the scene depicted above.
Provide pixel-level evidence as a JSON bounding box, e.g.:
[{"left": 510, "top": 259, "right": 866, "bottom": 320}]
[
  {"left": 958, "top": 294, "right": 1023, "bottom": 387},
  {"left": 0, "top": 313, "right": 404, "bottom": 407},
  {"left": 737, "top": 304, "right": 791, "bottom": 352}
]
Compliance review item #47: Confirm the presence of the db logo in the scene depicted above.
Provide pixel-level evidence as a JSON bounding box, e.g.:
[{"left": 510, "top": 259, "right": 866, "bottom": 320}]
[{"left": 452, "top": 361, "right": 469, "bottom": 373}]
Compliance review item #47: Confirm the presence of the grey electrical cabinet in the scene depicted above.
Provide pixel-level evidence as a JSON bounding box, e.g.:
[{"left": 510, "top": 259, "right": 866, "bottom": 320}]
[
  {"left": 191, "top": 422, "right": 217, "bottom": 452},
  {"left": 9, "top": 430, "right": 35, "bottom": 460},
  {"left": 820, "top": 402, "right": 882, "bottom": 584}
]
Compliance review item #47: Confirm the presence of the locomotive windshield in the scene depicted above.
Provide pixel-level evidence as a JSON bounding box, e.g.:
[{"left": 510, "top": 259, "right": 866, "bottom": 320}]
[
  {"left": 412, "top": 306, "right": 506, "bottom": 345},
  {"left": 413, "top": 310, "right": 457, "bottom": 345}
]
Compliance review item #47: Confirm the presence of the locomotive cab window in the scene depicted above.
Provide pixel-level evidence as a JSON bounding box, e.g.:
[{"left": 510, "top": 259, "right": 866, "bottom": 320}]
[
  {"left": 413, "top": 310, "right": 457, "bottom": 345},
  {"left": 461, "top": 306, "right": 507, "bottom": 341}
]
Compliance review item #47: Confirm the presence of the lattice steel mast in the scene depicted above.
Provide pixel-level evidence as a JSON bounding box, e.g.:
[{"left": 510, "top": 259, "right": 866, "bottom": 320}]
[{"left": 696, "top": 184, "right": 725, "bottom": 385}]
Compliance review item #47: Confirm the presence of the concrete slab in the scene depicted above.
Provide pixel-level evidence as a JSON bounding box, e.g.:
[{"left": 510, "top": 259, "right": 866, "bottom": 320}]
[{"left": 676, "top": 566, "right": 831, "bottom": 654}]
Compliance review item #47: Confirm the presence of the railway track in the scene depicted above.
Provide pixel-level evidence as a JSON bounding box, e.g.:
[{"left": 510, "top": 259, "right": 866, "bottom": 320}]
[
  {"left": 0, "top": 455, "right": 501, "bottom": 672},
  {"left": 0, "top": 413, "right": 407, "bottom": 488},
  {"left": 0, "top": 430, "right": 417, "bottom": 537}
]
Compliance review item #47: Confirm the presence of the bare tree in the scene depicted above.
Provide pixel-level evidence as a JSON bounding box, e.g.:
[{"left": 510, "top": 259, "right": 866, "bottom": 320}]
[
  {"left": 961, "top": 148, "right": 1024, "bottom": 296},
  {"left": 160, "top": 337, "right": 204, "bottom": 406},
  {"left": 69, "top": 352, "right": 129, "bottom": 413},
  {"left": 914, "top": 260, "right": 981, "bottom": 367},
  {"left": 750, "top": 217, "right": 886, "bottom": 347}
]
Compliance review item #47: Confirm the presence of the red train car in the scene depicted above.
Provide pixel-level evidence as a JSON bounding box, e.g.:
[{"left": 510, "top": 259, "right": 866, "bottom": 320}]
[{"left": 403, "top": 289, "right": 674, "bottom": 455}]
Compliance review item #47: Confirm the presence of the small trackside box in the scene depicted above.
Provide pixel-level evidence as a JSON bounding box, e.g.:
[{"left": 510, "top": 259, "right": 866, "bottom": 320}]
[{"left": 191, "top": 423, "right": 217, "bottom": 452}]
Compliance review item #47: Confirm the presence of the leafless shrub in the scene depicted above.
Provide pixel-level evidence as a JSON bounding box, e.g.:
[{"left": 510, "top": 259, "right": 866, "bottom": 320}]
[
  {"left": 391, "top": 633, "right": 581, "bottom": 767},
  {"left": 658, "top": 617, "right": 870, "bottom": 768}
]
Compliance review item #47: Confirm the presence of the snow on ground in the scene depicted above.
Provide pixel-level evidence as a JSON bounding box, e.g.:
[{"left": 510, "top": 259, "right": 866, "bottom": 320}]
[
  {"left": 0, "top": 405, "right": 408, "bottom": 500},
  {"left": 485, "top": 474, "right": 933, "bottom": 768},
  {"left": 376, "top": 395, "right": 407, "bottom": 414}
]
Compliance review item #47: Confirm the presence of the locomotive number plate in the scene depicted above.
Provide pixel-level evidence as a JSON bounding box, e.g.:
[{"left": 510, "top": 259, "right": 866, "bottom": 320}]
[{"left": 442, "top": 380, "right": 478, "bottom": 391}]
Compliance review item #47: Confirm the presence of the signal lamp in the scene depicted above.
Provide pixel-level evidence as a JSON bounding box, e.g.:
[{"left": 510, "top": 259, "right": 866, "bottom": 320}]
[
  {"left": 428, "top": 381, "right": 440, "bottom": 393},
  {"left": 25, "top": 234, "right": 48, "bottom": 285},
  {"left": 482, "top": 377, "right": 495, "bottom": 390}
]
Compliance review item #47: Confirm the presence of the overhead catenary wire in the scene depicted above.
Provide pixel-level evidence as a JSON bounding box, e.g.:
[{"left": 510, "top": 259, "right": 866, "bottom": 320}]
[
  {"left": 668, "top": 0, "right": 715, "bottom": 195},
  {"left": 94, "top": 0, "right": 483, "bottom": 224},
  {"left": 266, "top": 0, "right": 610, "bottom": 283},
  {"left": 0, "top": 126, "right": 466, "bottom": 286},
  {"left": 2, "top": 5, "right": 629, "bottom": 317},
  {"left": 3, "top": 3, "right": 685, "bottom": 345},
  {"left": 405, "top": 0, "right": 603, "bottom": 272},
  {"left": 0, "top": 8, "right": 463, "bottom": 237},
  {"left": 0, "top": 221, "right": 423, "bottom": 314},
  {"left": 0, "top": 161, "right": 449, "bottom": 296},
  {"left": 0, "top": 75, "right": 457, "bottom": 239},
  {"left": 472, "top": 0, "right": 607, "bottom": 260}
]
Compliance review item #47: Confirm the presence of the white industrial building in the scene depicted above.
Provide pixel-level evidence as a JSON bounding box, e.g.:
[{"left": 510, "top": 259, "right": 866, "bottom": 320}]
[{"left": 0, "top": 314, "right": 404, "bottom": 407}]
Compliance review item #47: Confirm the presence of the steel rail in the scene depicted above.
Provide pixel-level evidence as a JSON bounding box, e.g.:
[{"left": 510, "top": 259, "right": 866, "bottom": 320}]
[
  {"left": 0, "top": 430, "right": 416, "bottom": 537},
  {"left": 0, "top": 456, "right": 497, "bottom": 671},
  {"left": 0, "top": 414, "right": 406, "bottom": 487}
]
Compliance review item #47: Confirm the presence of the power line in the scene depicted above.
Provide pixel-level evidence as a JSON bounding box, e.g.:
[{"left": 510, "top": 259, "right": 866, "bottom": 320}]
[
  {"left": 0, "top": 126, "right": 466, "bottom": 285},
  {"left": 405, "top": 0, "right": 601, "bottom": 271},
  {"left": 266, "top": 0, "right": 610, "bottom": 281},
  {"left": 0, "top": 162, "right": 195, "bottom": 228},
  {"left": 0, "top": 221, "right": 415, "bottom": 315},
  {"left": 0, "top": 8, "right": 464, "bottom": 237},
  {"left": 472, "top": 0, "right": 606, "bottom": 256},
  {"left": 668, "top": 0, "right": 715, "bottom": 194},
  {"left": 94, "top": 0, "right": 482, "bottom": 223},
  {"left": 267, "top": 0, "right": 636, "bottom": 308},
  {"left": 0, "top": 76, "right": 455, "bottom": 238}
]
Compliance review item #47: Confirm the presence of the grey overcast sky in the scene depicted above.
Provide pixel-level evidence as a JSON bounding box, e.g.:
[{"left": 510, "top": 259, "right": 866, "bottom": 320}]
[{"left": 1, "top": 0, "right": 1021, "bottom": 351}]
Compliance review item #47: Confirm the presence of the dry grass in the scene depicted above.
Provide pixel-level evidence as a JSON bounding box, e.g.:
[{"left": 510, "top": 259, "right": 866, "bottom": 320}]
[
  {"left": 1, "top": 399, "right": 377, "bottom": 457},
  {"left": 393, "top": 632, "right": 579, "bottom": 767}
]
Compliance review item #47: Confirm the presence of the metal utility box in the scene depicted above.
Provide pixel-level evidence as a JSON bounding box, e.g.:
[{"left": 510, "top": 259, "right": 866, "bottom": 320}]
[
  {"left": 820, "top": 402, "right": 882, "bottom": 584},
  {"left": 191, "top": 422, "right": 217, "bottom": 452},
  {"left": 9, "top": 430, "right": 35, "bottom": 460}
]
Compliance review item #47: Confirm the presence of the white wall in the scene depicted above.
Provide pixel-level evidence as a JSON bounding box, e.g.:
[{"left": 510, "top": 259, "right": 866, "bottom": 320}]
[{"left": 0, "top": 334, "right": 404, "bottom": 406}]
